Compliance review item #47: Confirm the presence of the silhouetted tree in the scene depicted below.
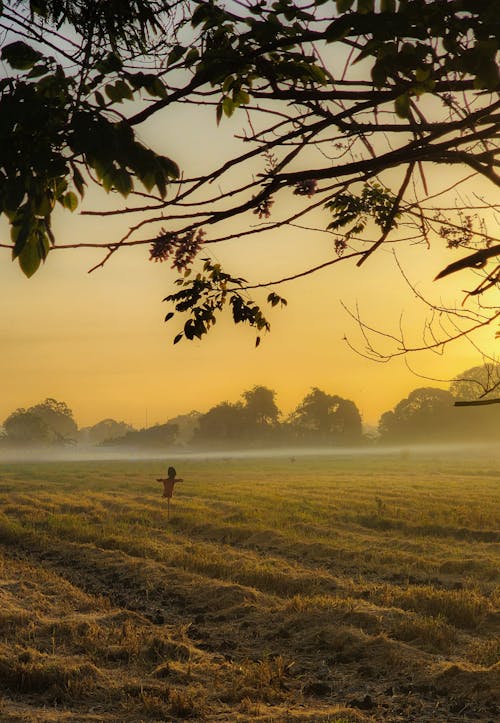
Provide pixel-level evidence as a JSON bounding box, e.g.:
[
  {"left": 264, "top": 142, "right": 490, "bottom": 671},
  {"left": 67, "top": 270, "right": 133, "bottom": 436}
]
[
  {"left": 289, "top": 388, "right": 362, "bottom": 444},
  {"left": 378, "top": 387, "right": 460, "bottom": 442},
  {"left": 449, "top": 364, "right": 500, "bottom": 436},
  {"left": 450, "top": 364, "right": 500, "bottom": 404},
  {"left": 242, "top": 386, "right": 280, "bottom": 426},
  {"left": 104, "top": 422, "right": 178, "bottom": 448},
  {"left": 379, "top": 382, "right": 500, "bottom": 442},
  {"left": 85, "top": 418, "right": 133, "bottom": 444},
  {"left": 3, "top": 398, "right": 77, "bottom": 445},
  {"left": 192, "top": 402, "right": 248, "bottom": 445},
  {"left": 3, "top": 410, "right": 52, "bottom": 445},
  {"left": 166, "top": 411, "right": 201, "bottom": 446},
  {"left": 193, "top": 386, "right": 282, "bottom": 446}
]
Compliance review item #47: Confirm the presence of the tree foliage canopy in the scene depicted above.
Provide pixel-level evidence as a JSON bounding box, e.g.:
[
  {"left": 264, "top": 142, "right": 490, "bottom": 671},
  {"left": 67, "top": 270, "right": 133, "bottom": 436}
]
[
  {"left": 1, "top": 1, "right": 498, "bottom": 371},
  {"left": 378, "top": 366, "right": 500, "bottom": 440},
  {"left": 289, "top": 386, "right": 362, "bottom": 442},
  {"left": 3, "top": 397, "right": 77, "bottom": 444}
]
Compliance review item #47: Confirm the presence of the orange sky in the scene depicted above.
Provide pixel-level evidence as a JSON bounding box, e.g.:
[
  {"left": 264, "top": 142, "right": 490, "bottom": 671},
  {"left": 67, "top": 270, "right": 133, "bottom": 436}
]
[
  {"left": 1, "top": 88, "right": 498, "bottom": 431},
  {"left": 0, "top": 196, "right": 496, "bottom": 430}
]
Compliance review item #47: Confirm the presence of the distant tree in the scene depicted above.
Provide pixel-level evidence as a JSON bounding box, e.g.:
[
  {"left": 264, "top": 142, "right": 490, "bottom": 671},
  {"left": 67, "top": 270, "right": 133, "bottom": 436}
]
[
  {"left": 242, "top": 386, "right": 280, "bottom": 426},
  {"left": 104, "top": 422, "right": 178, "bottom": 448},
  {"left": 289, "top": 388, "right": 362, "bottom": 444},
  {"left": 450, "top": 364, "right": 500, "bottom": 404},
  {"left": 448, "top": 364, "right": 500, "bottom": 436},
  {"left": 193, "top": 387, "right": 282, "bottom": 446},
  {"left": 28, "top": 398, "right": 78, "bottom": 441},
  {"left": 378, "top": 387, "right": 460, "bottom": 442},
  {"left": 3, "top": 409, "right": 52, "bottom": 444},
  {"left": 86, "top": 418, "right": 133, "bottom": 444},
  {"left": 3, "top": 397, "right": 77, "bottom": 445},
  {"left": 165, "top": 411, "right": 201, "bottom": 446},
  {"left": 192, "top": 402, "right": 247, "bottom": 445}
]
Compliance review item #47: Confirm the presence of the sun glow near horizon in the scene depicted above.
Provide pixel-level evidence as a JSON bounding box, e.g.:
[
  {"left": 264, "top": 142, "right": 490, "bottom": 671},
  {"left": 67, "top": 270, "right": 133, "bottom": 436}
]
[{"left": 1, "top": 201, "right": 496, "bottom": 431}]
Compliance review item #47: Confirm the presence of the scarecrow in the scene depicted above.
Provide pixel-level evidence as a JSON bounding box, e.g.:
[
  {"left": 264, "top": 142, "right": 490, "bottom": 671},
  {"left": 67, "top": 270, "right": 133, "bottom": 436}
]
[{"left": 157, "top": 466, "right": 183, "bottom": 519}]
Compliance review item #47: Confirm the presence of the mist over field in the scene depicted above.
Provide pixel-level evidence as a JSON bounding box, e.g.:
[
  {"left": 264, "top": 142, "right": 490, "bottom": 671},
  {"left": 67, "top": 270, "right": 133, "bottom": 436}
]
[{"left": 1, "top": 440, "right": 499, "bottom": 465}]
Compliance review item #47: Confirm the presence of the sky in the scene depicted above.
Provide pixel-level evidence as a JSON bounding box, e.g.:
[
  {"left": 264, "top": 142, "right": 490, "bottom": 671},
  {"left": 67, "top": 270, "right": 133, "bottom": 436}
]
[
  {"left": 0, "top": 190, "right": 495, "bottom": 431},
  {"left": 1, "top": 15, "right": 498, "bottom": 432}
]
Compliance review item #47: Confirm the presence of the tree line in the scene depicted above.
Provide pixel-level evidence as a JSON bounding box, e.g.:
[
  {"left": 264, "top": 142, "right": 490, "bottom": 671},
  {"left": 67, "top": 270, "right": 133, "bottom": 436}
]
[{"left": 1, "top": 365, "right": 498, "bottom": 450}]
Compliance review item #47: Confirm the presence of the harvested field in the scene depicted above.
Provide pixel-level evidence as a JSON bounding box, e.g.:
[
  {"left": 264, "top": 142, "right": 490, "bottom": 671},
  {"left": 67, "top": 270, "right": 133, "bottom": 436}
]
[{"left": 0, "top": 450, "right": 498, "bottom": 721}]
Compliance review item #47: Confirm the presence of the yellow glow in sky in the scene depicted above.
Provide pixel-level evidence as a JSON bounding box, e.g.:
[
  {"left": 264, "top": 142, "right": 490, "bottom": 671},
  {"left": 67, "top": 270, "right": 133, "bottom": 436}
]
[
  {"left": 0, "top": 205, "right": 495, "bottom": 431},
  {"left": 1, "top": 75, "right": 497, "bottom": 432}
]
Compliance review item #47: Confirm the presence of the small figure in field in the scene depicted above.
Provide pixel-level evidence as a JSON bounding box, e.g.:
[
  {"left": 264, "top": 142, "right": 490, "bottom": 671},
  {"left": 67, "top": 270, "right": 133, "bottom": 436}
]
[
  {"left": 157, "top": 465, "right": 184, "bottom": 499},
  {"left": 157, "top": 466, "right": 184, "bottom": 520}
]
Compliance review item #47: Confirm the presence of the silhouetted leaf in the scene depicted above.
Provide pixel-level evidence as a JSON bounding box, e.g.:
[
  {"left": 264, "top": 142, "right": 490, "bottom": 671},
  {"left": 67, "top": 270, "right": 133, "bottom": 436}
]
[{"left": 2, "top": 41, "right": 42, "bottom": 70}]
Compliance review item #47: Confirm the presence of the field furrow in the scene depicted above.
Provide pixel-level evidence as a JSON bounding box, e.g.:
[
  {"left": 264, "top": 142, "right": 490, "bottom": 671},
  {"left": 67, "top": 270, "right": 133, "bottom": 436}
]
[{"left": 0, "top": 452, "right": 498, "bottom": 721}]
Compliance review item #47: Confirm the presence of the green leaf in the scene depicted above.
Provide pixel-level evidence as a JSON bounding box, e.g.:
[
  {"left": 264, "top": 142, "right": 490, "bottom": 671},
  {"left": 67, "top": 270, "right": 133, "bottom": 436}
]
[
  {"left": 395, "top": 92, "right": 410, "bottom": 118},
  {"left": 18, "top": 240, "right": 42, "bottom": 277},
  {"left": 223, "top": 75, "right": 234, "bottom": 93},
  {"left": 234, "top": 88, "right": 250, "bottom": 106},
  {"left": 306, "top": 64, "right": 328, "bottom": 84},
  {"left": 222, "top": 95, "right": 235, "bottom": 117},
  {"left": 62, "top": 192, "right": 78, "bottom": 211},
  {"left": 216, "top": 102, "right": 223, "bottom": 126},
  {"left": 158, "top": 155, "right": 180, "bottom": 179},
  {"left": 35, "top": 194, "right": 52, "bottom": 217},
  {"left": 72, "top": 166, "right": 86, "bottom": 197},
  {"left": 415, "top": 67, "right": 430, "bottom": 82},
  {"left": 11, "top": 220, "right": 31, "bottom": 259},
  {"left": 141, "top": 171, "right": 156, "bottom": 192},
  {"left": 2, "top": 41, "right": 43, "bottom": 70},
  {"left": 113, "top": 169, "right": 133, "bottom": 197}
]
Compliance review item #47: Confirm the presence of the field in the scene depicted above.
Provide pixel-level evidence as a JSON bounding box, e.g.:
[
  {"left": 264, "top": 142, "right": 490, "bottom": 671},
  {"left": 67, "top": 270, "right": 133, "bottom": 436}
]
[{"left": 0, "top": 449, "right": 498, "bottom": 722}]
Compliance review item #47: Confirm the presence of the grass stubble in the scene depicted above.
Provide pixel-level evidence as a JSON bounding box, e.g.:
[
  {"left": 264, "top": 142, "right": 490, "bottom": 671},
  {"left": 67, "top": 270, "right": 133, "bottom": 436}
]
[{"left": 0, "top": 451, "right": 498, "bottom": 721}]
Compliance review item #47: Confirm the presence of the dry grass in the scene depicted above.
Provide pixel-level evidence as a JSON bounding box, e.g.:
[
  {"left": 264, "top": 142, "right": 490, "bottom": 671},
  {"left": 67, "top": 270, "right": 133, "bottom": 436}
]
[{"left": 0, "top": 450, "right": 498, "bottom": 721}]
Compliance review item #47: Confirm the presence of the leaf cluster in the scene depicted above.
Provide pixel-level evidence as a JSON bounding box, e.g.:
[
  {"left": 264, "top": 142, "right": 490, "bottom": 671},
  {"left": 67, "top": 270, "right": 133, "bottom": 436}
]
[
  {"left": 325, "top": 183, "right": 399, "bottom": 237},
  {"left": 0, "top": 8, "right": 178, "bottom": 275},
  {"left": 0, "top": 0, "right": 498, "bottom": 356},
  {"left": 164, "top": 259, "right": 273, "bottom": 347}
]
